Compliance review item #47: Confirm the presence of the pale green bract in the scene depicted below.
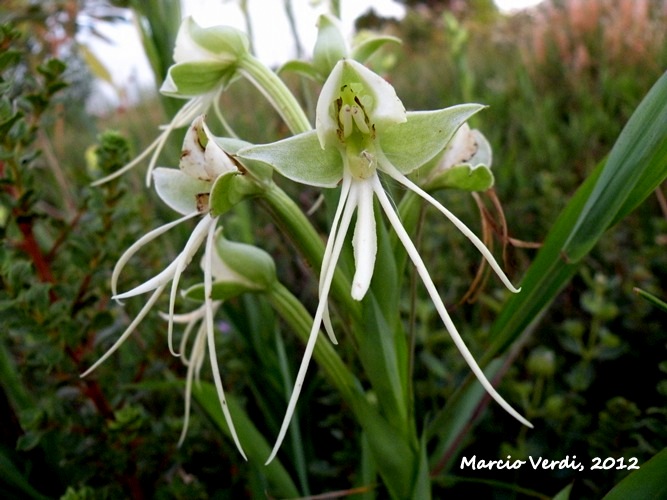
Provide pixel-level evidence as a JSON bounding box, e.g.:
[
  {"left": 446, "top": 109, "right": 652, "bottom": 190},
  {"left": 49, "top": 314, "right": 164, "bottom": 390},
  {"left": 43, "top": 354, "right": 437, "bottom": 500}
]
[{"left": 238, "top": 59, "right": 532, "bottom": 464}]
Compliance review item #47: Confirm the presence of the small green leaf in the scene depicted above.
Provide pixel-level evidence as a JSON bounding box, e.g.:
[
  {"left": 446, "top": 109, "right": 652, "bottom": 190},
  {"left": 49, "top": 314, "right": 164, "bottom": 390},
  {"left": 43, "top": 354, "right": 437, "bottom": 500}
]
[
  {"left": 633, "top": 288, "right": 667, "bottom": 312},
  {"left": 209, "top": 171, "right": 263, "bottom": 217}
]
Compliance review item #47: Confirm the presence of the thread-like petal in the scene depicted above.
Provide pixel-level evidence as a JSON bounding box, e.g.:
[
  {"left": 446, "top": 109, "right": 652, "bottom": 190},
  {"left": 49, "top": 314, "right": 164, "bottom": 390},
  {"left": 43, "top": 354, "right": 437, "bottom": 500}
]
[
  {"left": 379, "top": 156, "right": 521, "bottom": 294},
  {"left": 266, "top": 180, "right": 359, "bottom": 464},
  {"left": 373, "top": 176, "right": 532, "bottom": 428}
]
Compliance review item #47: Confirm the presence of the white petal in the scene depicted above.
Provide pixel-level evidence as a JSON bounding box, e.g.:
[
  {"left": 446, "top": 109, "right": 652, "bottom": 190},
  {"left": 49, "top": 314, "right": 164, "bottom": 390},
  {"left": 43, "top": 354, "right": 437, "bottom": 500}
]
[
  {"left": 351, "top": 179, "right": 377, "bottom": 300},
  {"left": 167, "top": 216, "right": 216, "bottom": 356},
  {"left": 380, "top": 156, "right": 520, "bottom": 294},
  {"left": 343, "top": 60, "right": 406, "bottom": 130},
  {"left": 80, "top": 284, "right": 167, "bottom": 378},
  {"left": 373, "top": 176, "right": 532, "bottom": 428},
  {"left": 111, "top": 212, "right": 200, "bottom": 298},
  {"left": 203, "top": 220, "right": 247, "bottom": 459},
  {"left": 315, "top": 60, "right": 345, "bottom": 149},
  {"left": 266, "top": 179, "right": 358, "bottom": 465},
  {"left": 318, "top": 175, "right": 354, "bottom": 344}
]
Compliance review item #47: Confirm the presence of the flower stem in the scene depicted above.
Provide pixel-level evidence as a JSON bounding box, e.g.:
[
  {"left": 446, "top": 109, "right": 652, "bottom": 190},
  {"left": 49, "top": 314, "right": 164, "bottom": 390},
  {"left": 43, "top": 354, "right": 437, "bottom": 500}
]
[{"left": 238, "top": 55, "right": 312, "bottom": 135}]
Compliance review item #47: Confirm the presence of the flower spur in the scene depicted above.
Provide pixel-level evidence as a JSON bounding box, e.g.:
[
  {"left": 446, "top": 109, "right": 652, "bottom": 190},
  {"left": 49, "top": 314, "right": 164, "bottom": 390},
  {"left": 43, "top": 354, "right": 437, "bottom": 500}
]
[{"left": 238, "top": 59, "right": 533, "bottom": 463}]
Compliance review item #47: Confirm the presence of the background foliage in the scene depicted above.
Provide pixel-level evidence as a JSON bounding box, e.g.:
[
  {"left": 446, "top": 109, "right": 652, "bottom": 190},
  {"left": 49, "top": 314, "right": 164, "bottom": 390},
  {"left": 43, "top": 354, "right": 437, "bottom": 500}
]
[{"left": 1, "top": 0, "right": 666, "bottom": 498}]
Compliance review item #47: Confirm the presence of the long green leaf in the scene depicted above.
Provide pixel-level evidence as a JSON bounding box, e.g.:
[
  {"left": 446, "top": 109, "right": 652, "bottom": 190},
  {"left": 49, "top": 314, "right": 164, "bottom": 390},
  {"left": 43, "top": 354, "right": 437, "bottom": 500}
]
[
  {"left": 563, "top": 70, "right": 667, "bottom": 261},
  {"left": 486, "top": 71, "right": 667, "bottom": 357},
  {"left": 602, "top": 447, "right": 667, "bottom": 500}
]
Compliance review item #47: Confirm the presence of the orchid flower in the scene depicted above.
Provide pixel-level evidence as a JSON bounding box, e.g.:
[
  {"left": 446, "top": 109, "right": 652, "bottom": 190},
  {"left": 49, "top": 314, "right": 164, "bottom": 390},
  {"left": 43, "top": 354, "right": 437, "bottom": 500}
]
[
  {"left": 82, "top": 116, "right": 249, "bottom": 457},
  {"left": 165, "top": 229, "right": 277, "bottom": 451},
  {"left": 238, "top": 59, "right": 533, "bottom": 463},
  {"left": 92, "top": 17, "right": 249, "bottom": 187}
]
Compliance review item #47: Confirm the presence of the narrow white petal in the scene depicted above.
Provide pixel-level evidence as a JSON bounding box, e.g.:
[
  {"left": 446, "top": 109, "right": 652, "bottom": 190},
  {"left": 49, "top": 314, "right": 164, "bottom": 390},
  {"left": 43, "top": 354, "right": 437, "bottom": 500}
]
[
  {"left": 167, "top": 215, "right": 216, "bottom": 356},
  {"left": 373, "top": 177, "right": 532, "bottom": 428},
  {"left": 114, "top": 259, "right": 179, "bottom": 301},
  {"left": 318, "top": 175, "right": 353, "bottom": 345},
  {"left": 203, "top": 222, "right": 247, "bottom": 459},
  {"left": 178, "top": 312, "right": 209, "bottom": 446},
  {"left": 380, "top": 157, "right": 521, "bottom": 294},
  {"left": 112, "top": 212, "right": 199, "bottom": 297},
  {"left": 266, "top": 182, "right": 358, "bottom": 465},
  {"left": 351, "top": 179, "right": 377, "bottom": 300},
  {"left": 80, "top": 284, "right": 167, "bottom": 378}
]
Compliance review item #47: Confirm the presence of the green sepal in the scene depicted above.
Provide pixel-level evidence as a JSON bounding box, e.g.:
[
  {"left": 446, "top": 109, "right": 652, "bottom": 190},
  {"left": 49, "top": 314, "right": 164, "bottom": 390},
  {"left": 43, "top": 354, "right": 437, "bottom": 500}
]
[
  {"left": 425, "top": 163, "right": 494, "bottom": 192},
  {"left": 166, "top": 61, "right": 236, "bottom": 96},
  {"left": 185, "top": 18, "right": 249, "bottom": 59},
  {"left": 382, "top": 104, "right": 484, "bottom": 174},
  {"left": 209, "top": 170, "right": 264, "bottom": 217},
  {"left": 351, "top": 35, "right": 402, "bottom": 64},
  {"left": 312, "top": 14, "right": 348, "bottom": 79},
  {"left": 212, "top": 136, "right": 274, "bottom": 181},
  {"left": 237, "top": 131, "right": 344, "bottom": 188},
  {"left": 278, "top": 60, "right": 321, "bottom": 82}
]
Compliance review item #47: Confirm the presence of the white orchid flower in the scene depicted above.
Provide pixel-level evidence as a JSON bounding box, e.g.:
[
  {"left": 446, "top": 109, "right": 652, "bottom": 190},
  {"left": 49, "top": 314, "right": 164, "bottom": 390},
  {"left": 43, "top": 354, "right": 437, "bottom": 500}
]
[
  {"left": 92, "top": 17, "right": 248, "bottom": 187},
  {"left": 82, "top": 116, "right": 248, "bottom": 458},
  {"left": 238, "top": 59, "right": 532, "bottom": 463}
]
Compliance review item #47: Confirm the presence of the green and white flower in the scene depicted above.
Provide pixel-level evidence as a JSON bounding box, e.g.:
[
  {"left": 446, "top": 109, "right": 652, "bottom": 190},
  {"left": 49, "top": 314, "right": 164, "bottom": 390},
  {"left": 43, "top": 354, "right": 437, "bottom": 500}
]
[
  {"left": 92, "top": 17, "right": 249, "bottom": 186},
  {"left": 238, "top": 59, "right": 532, "bottom": 463},
  {"left": 82, "top": 116, "right": 249, "bottom": 458}
]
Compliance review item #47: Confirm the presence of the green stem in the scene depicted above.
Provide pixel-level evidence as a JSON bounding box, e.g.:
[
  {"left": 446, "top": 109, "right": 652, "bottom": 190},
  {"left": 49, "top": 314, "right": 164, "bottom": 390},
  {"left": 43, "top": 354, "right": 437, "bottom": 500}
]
[
  {"left": 238, "top": 55, "right": 312, "bottom": 135},
  {"left": 260, "top": 183, "right": 361, "bottom": 324},
  {"left": 267, "top": 282, "right": 360, "bottom": 402}
]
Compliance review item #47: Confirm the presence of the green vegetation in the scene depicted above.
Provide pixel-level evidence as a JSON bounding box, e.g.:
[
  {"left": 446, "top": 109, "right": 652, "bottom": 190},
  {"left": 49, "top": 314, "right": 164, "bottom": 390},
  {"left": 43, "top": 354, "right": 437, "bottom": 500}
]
[{"left": 1, "top": 1, "right": 666, "bottom": 498}]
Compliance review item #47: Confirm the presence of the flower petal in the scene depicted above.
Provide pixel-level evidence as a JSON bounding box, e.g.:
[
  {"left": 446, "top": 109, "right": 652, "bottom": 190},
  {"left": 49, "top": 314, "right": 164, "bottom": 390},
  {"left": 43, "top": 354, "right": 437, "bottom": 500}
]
[
  {"left": 372, "top": 176, "right": 532, "bottom": 428},
  {"left": 351, "top": 179, "right": 377, "bottom": 300},
  {"left": 380, "top": 157, "right": 520, "bottom": 294},
  {"left": 266, "top": 175, "right": 358, "bottom": 464},
  {"left": 203, "top": 219, "right": 247, "bottom": 459}
]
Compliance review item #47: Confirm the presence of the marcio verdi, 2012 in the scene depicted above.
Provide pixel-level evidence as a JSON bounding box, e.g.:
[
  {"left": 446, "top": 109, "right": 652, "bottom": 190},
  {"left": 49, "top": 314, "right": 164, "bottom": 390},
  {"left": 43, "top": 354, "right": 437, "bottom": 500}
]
[{"left": 460, "top": 455, "right": 585, "bottom": 472}]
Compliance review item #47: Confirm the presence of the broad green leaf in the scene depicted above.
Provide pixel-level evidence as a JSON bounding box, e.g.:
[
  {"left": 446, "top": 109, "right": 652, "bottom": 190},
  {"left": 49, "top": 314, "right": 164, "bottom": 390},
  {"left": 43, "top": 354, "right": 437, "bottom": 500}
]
[
  {"left": 237, "top": 131, "right": 343, "bottom": 187},
  {"left": 382, "top": 105, "right": 484, "bottom": 174},
  {"left": 358, "top": 294, "right": 408, "bottom": 431},
  {"left": 602, "top": 448, "right": 667, "bottom": 500},
  {"left": 563, "top": 71, "right": 667, "bottom": 262},
  {"left": 191, "top": 383, "right": 299, "bottom": 498}
]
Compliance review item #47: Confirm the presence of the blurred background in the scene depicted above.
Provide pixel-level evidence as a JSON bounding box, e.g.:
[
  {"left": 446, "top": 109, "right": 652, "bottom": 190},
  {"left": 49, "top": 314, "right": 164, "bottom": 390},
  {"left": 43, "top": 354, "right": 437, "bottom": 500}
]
[{"left": 1, "top": 0, "right": 666, "bottom": 498}]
